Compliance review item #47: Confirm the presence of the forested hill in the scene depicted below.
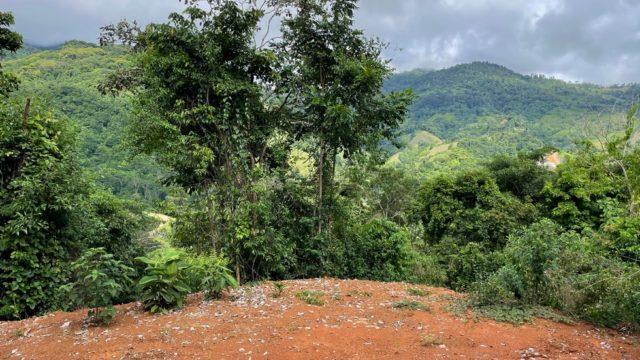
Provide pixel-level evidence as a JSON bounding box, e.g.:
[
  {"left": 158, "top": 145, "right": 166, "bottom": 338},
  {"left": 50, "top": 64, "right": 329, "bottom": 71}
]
[
  {"left": 4, "top": 44, "right": 639, "bottom": 195},
  {"left": 386, "top": 62, "right": 639, "bottom": 138},
  {"left": 386, "top": 62, "right": 640, "bottom": 175},
  {"left": 2, "top": 41, "right": 167, "bottom": 203}
]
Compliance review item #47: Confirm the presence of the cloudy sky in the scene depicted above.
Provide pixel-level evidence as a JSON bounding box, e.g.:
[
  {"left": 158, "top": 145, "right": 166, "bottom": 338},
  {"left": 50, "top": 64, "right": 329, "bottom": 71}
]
[{"left": 4, "top": 0, "right": 640, "bottom": 85}]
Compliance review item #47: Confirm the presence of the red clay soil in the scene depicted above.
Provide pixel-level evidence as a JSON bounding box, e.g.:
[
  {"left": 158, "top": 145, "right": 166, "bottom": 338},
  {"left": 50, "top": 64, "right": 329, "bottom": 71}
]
[{"left": 1, "top": 279, "right": 638, "bottom": 359}]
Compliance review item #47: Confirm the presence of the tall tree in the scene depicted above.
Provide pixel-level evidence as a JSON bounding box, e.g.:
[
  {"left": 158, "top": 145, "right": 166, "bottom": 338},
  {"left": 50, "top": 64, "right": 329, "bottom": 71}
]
[
  {"left": 100, "top": 0, "right": 289, "bottom": 280},
  {"left": 279, "top": 0, "right": 413, "bottom": 236}
]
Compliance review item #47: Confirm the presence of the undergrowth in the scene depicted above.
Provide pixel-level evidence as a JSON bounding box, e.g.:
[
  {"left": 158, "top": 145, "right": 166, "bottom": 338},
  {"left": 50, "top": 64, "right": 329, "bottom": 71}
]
[
  {"left": 447, "top": 299, "right": 575, "bottom": 325},
  {"left": 392, "top": 299, "right": 431, "bottom": 311},
  {"left": 295, "top": 290, "right": 325, "bottom": 306}
]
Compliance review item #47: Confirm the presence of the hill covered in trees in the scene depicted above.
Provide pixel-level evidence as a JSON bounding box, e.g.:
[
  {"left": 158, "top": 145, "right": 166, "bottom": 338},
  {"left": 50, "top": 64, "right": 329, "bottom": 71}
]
[
  {"left": 1, "top": 41, "right": 167, "bottom": 203},
  {"left": 4, "top": 47, "right": 639, "bottom": 193},
  {"left": 386, "top": 62, "right": 640, "bottom": 176}
]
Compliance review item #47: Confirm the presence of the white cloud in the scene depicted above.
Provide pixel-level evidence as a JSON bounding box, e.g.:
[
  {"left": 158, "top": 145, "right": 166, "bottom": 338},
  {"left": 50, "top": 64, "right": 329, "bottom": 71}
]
[{"left": 4, "top": 0, "right": 640, "bottom": 84}]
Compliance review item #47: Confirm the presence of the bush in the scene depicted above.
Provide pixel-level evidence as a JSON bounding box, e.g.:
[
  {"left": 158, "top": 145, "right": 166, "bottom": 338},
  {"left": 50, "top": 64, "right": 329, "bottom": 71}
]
[
  {"left": 546, "top": 236, "right": 640, "bottom": 328},
  {"left": 470, "top": 265, "right": 522, "bottom": 306},
  {"left": 184, "top": 253, "right": 237, "bottom": 299},
  {"left": 470, "top": 219, "right": 640, "bottom": 329},
  {"left": 295, "top": 290, "right": 325, "bottom": 306},
  {"left": 444, "top": 240, "right": 504, "bottom": 290},
  {"left": 417, "top": 170, "right": 538, "bottom": 250},
  {"left": 342, "top": 219, "right": 413, "bottom": 281},
  {"left": 136, "top": 249, "right": 191, "bottom": 313},
  {"left": 407, "top": 252, "right": 448, "bottom": 286},
  {"left": 60, "top": 248, "right": 134, "bottom": 326},
  {"left": 470, "top": 220, "right": 574, "bottom": 306}
]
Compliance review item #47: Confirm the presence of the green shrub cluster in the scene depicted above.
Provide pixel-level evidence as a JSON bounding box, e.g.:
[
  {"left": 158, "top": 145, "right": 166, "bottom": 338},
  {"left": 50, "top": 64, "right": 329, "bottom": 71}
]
[
  {"left": 0, "top": 99, "right": 146, "bottom": 320},
  {"left": 413, "top": 127, "right": 640, "bottom": 328},
  {"left": 61, "top": 248, "right": 134, "bottom": 326}
]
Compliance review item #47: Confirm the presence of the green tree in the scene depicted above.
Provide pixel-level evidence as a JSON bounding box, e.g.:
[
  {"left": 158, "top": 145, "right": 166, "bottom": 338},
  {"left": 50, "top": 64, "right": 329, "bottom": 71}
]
[
  {"left": 101, "top": 0, "right": 290, "bottom": 281},
  {"left": 279, "top": 0, "right": 413, "bottom": 236},
  {"left": 0, "top": 11, "right": 22, "bottom": 96},
  {"left": 417, "top": 170, "right": 538, "bottom": 249},
  {"left": 0, "top": 100, "right": 88, "bottom": 319}
]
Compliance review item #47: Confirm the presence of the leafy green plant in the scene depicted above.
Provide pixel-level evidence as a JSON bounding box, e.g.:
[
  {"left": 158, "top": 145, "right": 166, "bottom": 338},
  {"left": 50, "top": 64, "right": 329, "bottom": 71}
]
[
  {"left": 392, "top": 300, "right": 431, "bottom": 311},
  {"left": 60, "top": 248, "right": 134, "bottom": 326},
  {"left": 136, "top": 249, "right": 191, "bottom": 314},
  {"left": 342, "top": 219, "right": 414, "bottom": 281},
  {"left": 201, "top": 262, "right": 237, "bottom": 300},
  {"left": 295, "top": 290, "right": 325, "bottom": 306},
  {"left": 272, "top": 282, "right": 286, "bottom": 298},
  {"left": 406, "top": 288, "right": 429, "bottom": 297},
  {"left": 183, "top": 252, "right": 237, "bottom": 299},
  {"left": 407, "top": 253, "right": 448, "bottom": 287}
]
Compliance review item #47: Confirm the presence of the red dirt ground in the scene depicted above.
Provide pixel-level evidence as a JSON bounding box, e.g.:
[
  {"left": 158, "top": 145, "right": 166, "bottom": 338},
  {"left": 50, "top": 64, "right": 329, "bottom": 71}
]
[{"left": 1, "top": 279, "right": 638, "bottom": 359}]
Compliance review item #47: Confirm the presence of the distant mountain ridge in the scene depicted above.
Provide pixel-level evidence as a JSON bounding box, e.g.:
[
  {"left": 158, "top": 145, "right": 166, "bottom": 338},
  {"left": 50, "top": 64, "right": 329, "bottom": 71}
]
[
  {"left": 3, "top": 43, "right": 639, "bottom": 190},
  {"left": 385, "top": 61, "right": 640, "bottom": 176},
  {"left": 387, "top": 61, "right": 639, "bottom": 138}
]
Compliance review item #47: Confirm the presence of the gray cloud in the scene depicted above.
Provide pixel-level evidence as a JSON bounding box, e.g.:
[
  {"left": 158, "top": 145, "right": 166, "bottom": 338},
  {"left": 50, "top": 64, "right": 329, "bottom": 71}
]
[{"left": 4, "top": 0, "right": 640, "bottom": 85}]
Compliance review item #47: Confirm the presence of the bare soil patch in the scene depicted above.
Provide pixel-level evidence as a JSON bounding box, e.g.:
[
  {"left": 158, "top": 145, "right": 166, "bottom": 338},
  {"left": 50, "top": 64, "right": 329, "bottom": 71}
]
[{"left": 1, "top": 279, "right": 638, "bottom": 359}]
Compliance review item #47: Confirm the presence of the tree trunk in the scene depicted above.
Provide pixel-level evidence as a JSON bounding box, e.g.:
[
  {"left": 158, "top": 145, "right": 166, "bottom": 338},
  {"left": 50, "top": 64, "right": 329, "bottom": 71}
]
[
  {"left": 317, "top": 144, "right": 325, "bottom": 236},
  {"left": 235, "top": 255, "right": 241, "bottom": 284},
  {"left": 206, "top": 191, "right": 217, "bottom": 250},
  {"left": 327, "top": 147, "right": 338, "bottom": 236}
]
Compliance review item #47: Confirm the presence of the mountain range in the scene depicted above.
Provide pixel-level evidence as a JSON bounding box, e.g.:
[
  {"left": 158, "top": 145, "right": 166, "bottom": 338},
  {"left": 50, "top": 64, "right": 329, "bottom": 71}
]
[{"left": 3, "top": 42, "right": 639, "bottom": 197}]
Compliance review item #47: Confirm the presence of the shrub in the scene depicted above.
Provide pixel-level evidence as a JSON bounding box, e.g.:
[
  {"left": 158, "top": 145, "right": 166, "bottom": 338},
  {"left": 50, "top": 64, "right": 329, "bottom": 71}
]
[
  {"left": 470, "top": 220, "right": 573, "bottom": 307},
  {"left": 470, "top": 265, "right": 522, "bottom": 306},
  {"left": 407, "top": 252, "right": 448, "bottom": 286},
  {"left": 444, "top": 241, "right": 504, "bottom": 290},
  {"left": 60, "top": 248, "right": 134, "bottom": 326},
  {"left": 406, "top": 287, "right": 429, "bottom": 297},
  {"left": 546, "top": 237, "right": 640, "bottom": 328},
  {"left": 342, "top": 219, "right": 413, "bottom": 281},
  {"left": 136, "top": 249, "right": 191, "bottom": 313},
  {"left": 470, "top": 219, "right": 640, "bottom": 329},
  {"left": 272, "top": 282, "right": 286, "bottom": 298},
  {"left": 502, "top": 219, "right": 574, "bottom": 304},
  {"left": 295, "top": 290, "right": 325, "bottom": 306},
  {"left": 187, "top": 254, "right": 238, "bottom": 299},
  {"left": 392, "top": 300, "right": 431, "bottom": 311},
  {"left": 183, "top": 252, "right": 237, "bottom": 299}
]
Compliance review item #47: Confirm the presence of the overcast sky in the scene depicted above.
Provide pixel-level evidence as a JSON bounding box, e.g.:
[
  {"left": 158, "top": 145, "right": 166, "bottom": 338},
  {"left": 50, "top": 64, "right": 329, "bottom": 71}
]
[{"left": 4, "top": 0, "right": 640, "bottom": 85}]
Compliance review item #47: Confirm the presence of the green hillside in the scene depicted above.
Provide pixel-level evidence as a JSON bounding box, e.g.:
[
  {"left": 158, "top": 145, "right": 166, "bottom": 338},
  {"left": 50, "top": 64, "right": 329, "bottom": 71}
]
[
  {"left": 386, "top": 62, "right": 640, "bottom": 176},
  {"left": 2, "top": 41, "right": 167, "bottom": 202},
  {"left": 4, "top": 45, "right": 639, "bottom": 195}
]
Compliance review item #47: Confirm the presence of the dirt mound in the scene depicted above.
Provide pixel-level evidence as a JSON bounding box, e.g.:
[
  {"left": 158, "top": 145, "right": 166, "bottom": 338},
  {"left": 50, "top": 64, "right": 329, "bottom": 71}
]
[{"left": 1, "top": 279, "right": 638, "bottom": 359}]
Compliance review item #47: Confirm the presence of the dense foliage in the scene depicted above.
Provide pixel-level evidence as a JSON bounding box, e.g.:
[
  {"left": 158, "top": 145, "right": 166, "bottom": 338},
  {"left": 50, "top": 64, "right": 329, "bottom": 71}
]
[
  {"left": 2, "top": 1, "right": 639, "bottom": 332},
  {"left": 413, "top": 108, "right": 640, "bottom": 327},
  {"left": 60, "top": 248, "right": 134, "bottom": 325},
  {"left": 2, "top": 42, "right": 167, "bottom": 203},
  {"left": 0, "top": 12, "right": 146, "bottom": 320}
]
